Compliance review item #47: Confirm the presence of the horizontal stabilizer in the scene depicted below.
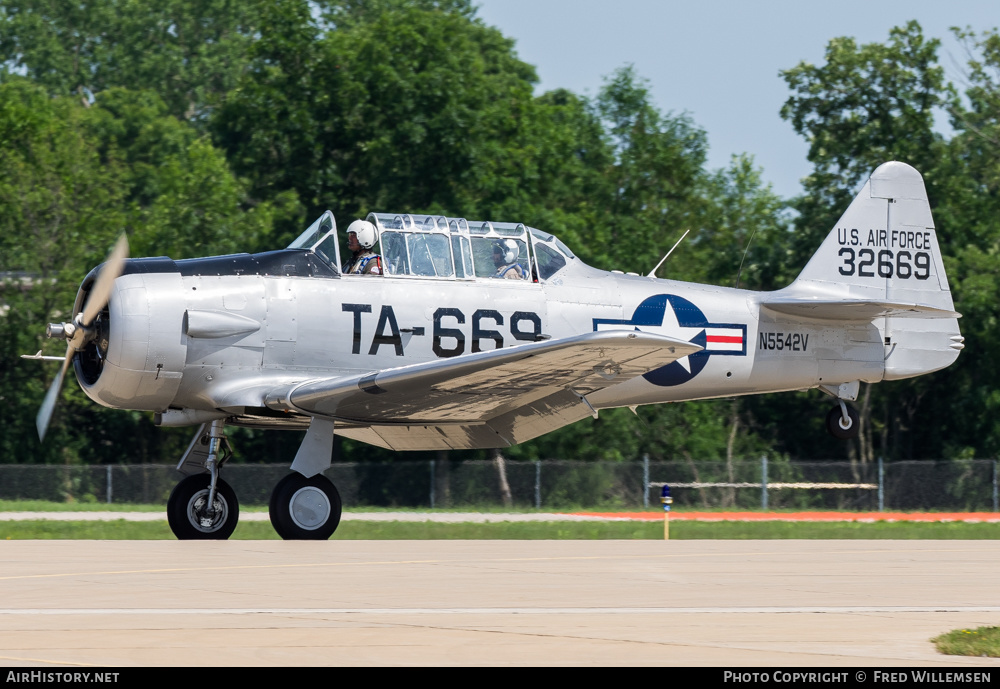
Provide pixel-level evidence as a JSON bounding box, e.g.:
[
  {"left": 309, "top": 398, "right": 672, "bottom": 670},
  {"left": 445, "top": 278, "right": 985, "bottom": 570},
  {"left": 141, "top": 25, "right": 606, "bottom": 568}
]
[{"left": 760, "top": 298, "right": 961, "bottom": 321}]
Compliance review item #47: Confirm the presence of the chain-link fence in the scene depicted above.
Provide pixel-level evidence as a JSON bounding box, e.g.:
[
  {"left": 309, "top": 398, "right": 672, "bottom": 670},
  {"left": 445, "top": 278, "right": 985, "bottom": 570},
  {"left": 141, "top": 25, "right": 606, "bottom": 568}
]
[{"left": 0, "top": 459, "right": 997, "bottom": 511}]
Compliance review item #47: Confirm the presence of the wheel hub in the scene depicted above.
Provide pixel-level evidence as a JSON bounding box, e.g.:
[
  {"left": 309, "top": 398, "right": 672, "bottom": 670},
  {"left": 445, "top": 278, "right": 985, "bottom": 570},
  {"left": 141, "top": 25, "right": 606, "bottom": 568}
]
[
  {"left": 289, "top": 486, "right": 331, "bottom": 530},
  {"left": 188, "top": 491, "right": 228, "bottom": 532}
]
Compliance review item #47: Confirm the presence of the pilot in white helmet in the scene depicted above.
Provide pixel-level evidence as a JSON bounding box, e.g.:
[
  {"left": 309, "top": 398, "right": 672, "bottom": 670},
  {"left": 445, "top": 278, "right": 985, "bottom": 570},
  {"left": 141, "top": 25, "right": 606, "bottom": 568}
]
[
  {"left": 343, "top": 219, "right": 382, "bottom": 275},
  {"left": 492, "top": 239, "right": 525, "bottom": 280}
]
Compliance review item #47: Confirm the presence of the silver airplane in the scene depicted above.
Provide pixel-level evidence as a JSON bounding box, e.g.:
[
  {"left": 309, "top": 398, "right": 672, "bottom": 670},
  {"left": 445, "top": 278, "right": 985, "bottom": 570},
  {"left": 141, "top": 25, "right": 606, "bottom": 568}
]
[{"left": 28, "top": 161, "right": 963, "bottom": 540}]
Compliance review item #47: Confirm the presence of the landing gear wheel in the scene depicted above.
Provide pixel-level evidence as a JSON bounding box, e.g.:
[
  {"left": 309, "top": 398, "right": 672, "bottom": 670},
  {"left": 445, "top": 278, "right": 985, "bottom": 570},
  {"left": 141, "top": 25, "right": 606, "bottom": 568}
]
[
  {"left": 167, "top": 474, "right": 239, "bottom": 540},
  {"left": 826, "top": 405, "right": 860, "bottom": 440},
  {"left": 269, "top": 473, "right": 342, "bottom": 540}
]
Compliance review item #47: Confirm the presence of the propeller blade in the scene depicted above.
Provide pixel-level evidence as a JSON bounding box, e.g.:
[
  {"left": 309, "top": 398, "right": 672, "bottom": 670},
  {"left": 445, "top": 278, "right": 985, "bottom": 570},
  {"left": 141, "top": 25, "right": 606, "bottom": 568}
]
[
  {"left": 36, "top": 345, "right": 74, "bottom": 441},
  {"left": 36, "top": 235, "right": 128, "bottom": 442},
  {"left": 81, "top": 234, "right": 129, "bottom": 326}
]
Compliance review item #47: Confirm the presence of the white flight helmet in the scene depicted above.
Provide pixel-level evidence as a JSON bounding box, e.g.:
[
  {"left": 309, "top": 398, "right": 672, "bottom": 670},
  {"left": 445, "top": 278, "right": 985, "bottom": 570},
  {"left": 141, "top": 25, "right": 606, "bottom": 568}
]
[
  {"left": 347, "top": 219, "right": 378, "bottom": 249},
  {"left": 495, "top": 239, "right": 519, "bottom": 264}
]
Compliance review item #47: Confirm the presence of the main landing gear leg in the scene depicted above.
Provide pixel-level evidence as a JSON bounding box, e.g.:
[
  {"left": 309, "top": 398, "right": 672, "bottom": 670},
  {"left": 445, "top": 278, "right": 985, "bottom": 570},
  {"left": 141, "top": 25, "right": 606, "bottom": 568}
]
[
  {"left": 268, "top": 417, "right": 343, "bottom": 540},
  {"left": 167, "top": 419, "right": 240, "bottom": 539}
]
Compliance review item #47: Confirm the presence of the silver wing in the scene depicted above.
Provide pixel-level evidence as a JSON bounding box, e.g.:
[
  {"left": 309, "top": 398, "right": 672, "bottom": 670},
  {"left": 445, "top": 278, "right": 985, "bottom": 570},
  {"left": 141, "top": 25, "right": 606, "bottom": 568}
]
[{"left": 265, "top": 330, "right": 702, "bottom": 450}]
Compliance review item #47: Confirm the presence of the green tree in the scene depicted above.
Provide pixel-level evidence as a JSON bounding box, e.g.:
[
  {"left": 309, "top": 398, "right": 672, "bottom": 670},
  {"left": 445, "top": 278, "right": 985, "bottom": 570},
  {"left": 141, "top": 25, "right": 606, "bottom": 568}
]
[
  {"left": 0, "top": 79, "right": 131, "bottom": 464},
  {"left": 691, "top": 154, "right": 788, "bottom": 291},
  {"left": 588, "top": 65, "right": 708, "bottom": 275},
  {"left": 779, "top": 20, "right": 953, "bottom": 273},
  {"left": 0, "top": 79, "right": 284, "bottom": 464},
  {"left": 214, "top": 0, "right": 544, "bottom": 238},
  {"left": 87, "top": 88, "right": 287, "bottom": 258},
  {"left": 774, "top": 21, "right": 986, "bottom": 463},
  {"left": 466, "top": 87, "right": 613, "bottom": 263},
  {"left": 927, "top": 27, "right": 1000, "bottom": 458},
  {"left": 0, "top": 0, "right": 263, "bottom": 122}
]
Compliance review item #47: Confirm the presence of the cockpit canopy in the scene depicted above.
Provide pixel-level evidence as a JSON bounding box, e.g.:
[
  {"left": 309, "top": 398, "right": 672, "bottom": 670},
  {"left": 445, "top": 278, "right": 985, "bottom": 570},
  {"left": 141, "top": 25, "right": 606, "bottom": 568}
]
[{"left": 287, "top": 211, "right": 576, "bottom": 281}]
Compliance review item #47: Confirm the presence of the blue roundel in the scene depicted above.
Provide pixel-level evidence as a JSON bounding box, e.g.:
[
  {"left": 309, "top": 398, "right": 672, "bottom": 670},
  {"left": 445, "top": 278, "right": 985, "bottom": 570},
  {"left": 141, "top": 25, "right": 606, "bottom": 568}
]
[
  {"left": 593, "top": 294, "right": 741, "bottom": 388},
  {"left": 643, "top": 329, "right": 709, "bottom": 387},
  {"left": 639, "top": 294, "right": 711, "bottom": 387}
]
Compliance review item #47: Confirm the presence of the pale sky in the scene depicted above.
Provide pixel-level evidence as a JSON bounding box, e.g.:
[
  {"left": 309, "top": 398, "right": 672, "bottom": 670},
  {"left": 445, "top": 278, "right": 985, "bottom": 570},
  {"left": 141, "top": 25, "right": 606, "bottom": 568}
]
[{"left": 475, "top": 0, "right": 1000, "bottom": 200}]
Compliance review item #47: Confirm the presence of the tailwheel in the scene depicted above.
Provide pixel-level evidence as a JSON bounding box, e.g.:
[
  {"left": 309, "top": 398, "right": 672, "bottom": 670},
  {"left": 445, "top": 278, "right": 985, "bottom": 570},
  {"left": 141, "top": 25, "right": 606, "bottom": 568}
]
[
  {"left": 269, "top": 473, "right": 342, "bottom": 540},
  {"left": 167, "top": 474, "right": 239, "bottom": 540},
  {"left": 826, "top": 403, "right": 860, "bottom": 440}
]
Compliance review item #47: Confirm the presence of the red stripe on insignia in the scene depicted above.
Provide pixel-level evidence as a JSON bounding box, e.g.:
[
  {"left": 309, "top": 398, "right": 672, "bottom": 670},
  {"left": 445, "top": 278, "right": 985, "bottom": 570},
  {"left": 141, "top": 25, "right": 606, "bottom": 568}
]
[{"left": 706, "top": 336, "right": 743, "bottom": 343}]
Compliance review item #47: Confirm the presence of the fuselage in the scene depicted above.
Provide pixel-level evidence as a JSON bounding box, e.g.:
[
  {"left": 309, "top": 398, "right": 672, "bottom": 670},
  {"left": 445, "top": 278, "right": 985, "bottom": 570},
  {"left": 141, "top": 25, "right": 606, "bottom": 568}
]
[
  {"left": 72, "top": 183, "right": 963, "bottom": 437},
  {"left": 41, "top": 163, "right": 965, "bottom": 540},
  {"left": 72, "top": 247, "right": 892, "bottom": 429}
]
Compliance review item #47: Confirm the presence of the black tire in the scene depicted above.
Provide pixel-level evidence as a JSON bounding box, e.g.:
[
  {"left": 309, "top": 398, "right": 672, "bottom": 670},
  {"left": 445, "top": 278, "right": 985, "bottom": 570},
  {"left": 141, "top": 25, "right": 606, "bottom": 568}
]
[
  {"left": 269, "top": 473, "right": 342, "bottom": 540},
  {"left": 167, "top": 474, "right": 239, "bottom": 540},
  {"left": 826, "top": 405, "right": 860, "bottom": 440}
]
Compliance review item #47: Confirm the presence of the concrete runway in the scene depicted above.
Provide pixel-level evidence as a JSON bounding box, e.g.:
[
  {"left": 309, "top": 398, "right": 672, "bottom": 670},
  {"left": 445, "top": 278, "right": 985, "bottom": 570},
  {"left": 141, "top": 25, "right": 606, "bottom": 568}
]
[{"left": 1, "top": 540, "right": 999, "bottom": 666}]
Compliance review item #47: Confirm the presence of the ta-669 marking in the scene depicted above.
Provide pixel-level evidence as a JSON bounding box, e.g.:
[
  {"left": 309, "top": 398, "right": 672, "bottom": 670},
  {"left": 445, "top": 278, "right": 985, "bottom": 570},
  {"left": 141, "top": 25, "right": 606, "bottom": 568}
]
[{"left": 759, "top": 332, "right": 809, "bottom": 352}]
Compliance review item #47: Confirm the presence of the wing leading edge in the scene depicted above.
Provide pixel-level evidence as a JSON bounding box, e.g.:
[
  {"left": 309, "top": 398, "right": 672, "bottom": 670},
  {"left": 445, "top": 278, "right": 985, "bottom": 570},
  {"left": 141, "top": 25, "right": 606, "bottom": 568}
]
[{"left": 264, "top": 330, "right": 702, "bottom": 450}]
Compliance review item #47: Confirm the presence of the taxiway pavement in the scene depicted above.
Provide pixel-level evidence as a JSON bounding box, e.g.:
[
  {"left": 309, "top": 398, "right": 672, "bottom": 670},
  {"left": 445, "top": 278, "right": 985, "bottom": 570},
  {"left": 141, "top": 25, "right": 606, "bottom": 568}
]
[{"left": 1, "top": 540, "right": 999, "bottom": 666}]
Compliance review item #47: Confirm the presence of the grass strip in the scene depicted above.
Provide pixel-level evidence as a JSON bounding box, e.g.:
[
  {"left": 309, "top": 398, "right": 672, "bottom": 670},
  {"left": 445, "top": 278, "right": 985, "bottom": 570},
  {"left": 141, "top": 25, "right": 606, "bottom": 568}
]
[
  {"left": 2, "top": 520, "right": 1000, "bottom": 540},
  {"left": 0, "top": 500, "right": 166, "bottom": 512},
  {"left": 933, "top": 626, "right": 1000, "bottom": 657}
]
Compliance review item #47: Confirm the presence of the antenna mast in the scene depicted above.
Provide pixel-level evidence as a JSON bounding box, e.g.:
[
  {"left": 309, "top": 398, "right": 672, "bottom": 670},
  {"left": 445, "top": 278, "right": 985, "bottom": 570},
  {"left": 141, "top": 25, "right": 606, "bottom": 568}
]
[{"left": 648, "top": 229, "right": 690, "bottom": 278}]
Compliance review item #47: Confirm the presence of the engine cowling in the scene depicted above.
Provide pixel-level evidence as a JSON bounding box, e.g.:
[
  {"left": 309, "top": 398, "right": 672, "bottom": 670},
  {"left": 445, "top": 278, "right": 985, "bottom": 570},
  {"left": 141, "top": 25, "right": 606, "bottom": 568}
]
[{"left": 75, "top": 271, "right": 188, "bottom": 411}]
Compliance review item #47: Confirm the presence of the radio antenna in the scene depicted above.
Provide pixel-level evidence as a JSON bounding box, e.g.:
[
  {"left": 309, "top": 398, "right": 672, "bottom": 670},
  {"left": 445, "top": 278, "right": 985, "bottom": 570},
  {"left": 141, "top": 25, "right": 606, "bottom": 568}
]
[
  {"left": 735, "top": 225, "right": 759, "bottom": 289},
  {"left": 648, "top": 229, "right": 689, "bottom": 278}
]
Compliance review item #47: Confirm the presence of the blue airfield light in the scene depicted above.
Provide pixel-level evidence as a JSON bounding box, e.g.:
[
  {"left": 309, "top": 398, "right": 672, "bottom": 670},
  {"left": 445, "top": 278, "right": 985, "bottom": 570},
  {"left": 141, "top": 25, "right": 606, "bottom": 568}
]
[{"left": 661, "top": 484, "right": 672, "bottom": 512}]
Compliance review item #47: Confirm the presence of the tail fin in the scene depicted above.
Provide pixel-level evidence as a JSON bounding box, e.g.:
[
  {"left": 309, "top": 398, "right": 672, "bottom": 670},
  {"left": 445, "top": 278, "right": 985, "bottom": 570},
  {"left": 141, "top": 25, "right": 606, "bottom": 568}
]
[
  {"left": 763, "top": 161, "right": 963, "bottom": 380},
  {"left": 792, "top": 161, "right": 952, "bottom": 307}
]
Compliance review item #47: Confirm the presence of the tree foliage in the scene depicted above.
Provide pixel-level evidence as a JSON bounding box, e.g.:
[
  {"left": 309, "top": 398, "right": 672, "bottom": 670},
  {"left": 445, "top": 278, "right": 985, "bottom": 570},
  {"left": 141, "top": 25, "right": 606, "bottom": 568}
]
[
  {"left": 0, "top": 0, "right": 263, "bottom": 121},
  {"left": 775, "top": 21, "right": 1000, "bottom": 463},
  {"left": 1, "top": 6, "right": 998, "bottom": 469},
  {"left": 0, "top": 78, "right": 283, "bottom": 463},
  {"left": 779, "top": 20, "right": 954, "bottom": 272}
]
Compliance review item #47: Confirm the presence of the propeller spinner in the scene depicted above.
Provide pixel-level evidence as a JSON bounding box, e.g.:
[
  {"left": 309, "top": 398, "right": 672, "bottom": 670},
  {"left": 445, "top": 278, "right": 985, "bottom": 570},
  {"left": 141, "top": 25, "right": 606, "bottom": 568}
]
[{"left": 35, "top": 235, "right": 129, "bottom": 441}]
